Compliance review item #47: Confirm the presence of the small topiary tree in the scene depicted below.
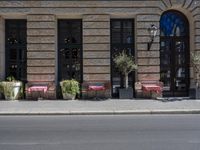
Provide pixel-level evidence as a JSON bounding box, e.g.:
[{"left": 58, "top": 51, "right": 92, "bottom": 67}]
[{"left": 113, "top": 50, "right": 137, "bottom": 89}]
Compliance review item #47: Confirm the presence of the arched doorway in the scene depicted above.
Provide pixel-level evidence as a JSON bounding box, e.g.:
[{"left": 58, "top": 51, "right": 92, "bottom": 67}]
[{"left": 160, "top": 10, "right": 190, "bottom": 97}]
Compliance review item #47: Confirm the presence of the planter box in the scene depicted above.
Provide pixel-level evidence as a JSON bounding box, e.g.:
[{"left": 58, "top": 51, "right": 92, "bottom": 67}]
[
  {"left": 189, "top": 88, "right": 200, "bottom": 99},
  {"left": 119, "top": 87, "right": 133, "bottom": 99},
  {"left": 0, "top": 93, "right": 3, "bottom": 100},
  {"left": 1, "top": 82, "right": 22, "bottom": 100},
  {"left": 62, "top": 92, "right": 76, "bottom": 100}
]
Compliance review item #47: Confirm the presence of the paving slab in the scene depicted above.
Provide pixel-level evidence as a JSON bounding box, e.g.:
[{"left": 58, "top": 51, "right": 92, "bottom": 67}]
[{"left": 0, "top": 99, "right": 200, "bottom": 115}]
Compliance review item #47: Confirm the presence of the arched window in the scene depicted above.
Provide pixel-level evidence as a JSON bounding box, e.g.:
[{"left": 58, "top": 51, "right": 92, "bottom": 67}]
[
  {"left": 160, "top": 10, "right": 189, "bottom": 97},
  {"left": 160, "top": 11, "right": 189, "bottom": 37}
]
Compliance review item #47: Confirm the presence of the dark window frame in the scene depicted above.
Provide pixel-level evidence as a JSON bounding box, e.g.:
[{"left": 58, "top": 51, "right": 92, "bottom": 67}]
[
  {"left": 160, "top": 10, "right": 190, "bottom": 97},
  {"left": 110, "top": 19, "right": 135, "bottom": 97},
  {"left": 5, "top": 19, "right": 27, "bottom": 82},
  {"left": 57, "top": 19, "right": 83, "bottom": 83}
]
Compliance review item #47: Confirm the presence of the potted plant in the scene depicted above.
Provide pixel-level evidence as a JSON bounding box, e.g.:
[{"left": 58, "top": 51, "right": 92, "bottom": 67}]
[
  {"left": 0, "top": 76, "right": 23, "bottom": 100},
  {"left": 113, "top": 50, "right": 137, "bottom": 99},
  {"left": 190, "top": 52, "right": 200, "bottom": 99},
  {"left": 60, "top": 79, "right": 80, "bottom": 100},
  {"left": 0, "top": 81, "right": 3, "bottom": 99}
]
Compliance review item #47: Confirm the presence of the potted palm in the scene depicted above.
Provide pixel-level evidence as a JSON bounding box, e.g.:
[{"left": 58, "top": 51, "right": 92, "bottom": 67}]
[
  {"left": 0, "top": 76, "right": 23, "bottom": 100},
  {"left": 113, "top": 51, "right": 137, "bottom": 99},
  {"left": 60, "top": 79, "right": 80, "bottom": 100},
  {"left": 190, "top": 52, "right": 200, "bottom": 99}
]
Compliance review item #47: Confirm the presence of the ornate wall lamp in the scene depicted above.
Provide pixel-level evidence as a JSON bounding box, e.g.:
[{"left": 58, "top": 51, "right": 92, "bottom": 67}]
[{"left": 147, "top": 24, "right": 158, "bottom": 50}]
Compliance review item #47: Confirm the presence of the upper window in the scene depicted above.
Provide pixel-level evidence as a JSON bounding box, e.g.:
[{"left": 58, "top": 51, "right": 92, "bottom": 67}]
[
  {"left": 111, "top": 20, "right": 133, "bottom": 44},
  {"left": 160, "top": 10, "right": 189, "bottom": 37}
]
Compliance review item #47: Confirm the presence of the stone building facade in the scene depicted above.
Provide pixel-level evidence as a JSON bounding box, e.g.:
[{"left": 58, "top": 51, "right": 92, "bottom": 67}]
[{"left": 0, "top": 0, "right": 199, "bottom": 99}]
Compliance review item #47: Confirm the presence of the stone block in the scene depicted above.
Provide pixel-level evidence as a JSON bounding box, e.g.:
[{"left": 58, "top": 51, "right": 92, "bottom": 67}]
[
  {"left": 83, "top": 29, "right": 110, "bottom": 36},
  {"left": 196, "top": 29, "right": 200, "bottom": 36},
  {"left": 138, "top": 66, "right": 160, "bottom": 73},
  {"left": 137, "top": 14, "right": 160, "bottom": 21},
  {"left": 137, "top": 22, "right": 159, "bottom": 29},
  {"left": 27, "top": 15, "right": 55, "bottom": 21},
  {"left": 83, "top": 36, "right": 110, "bottom": 44},
  {"left": 83, "top": 15, "right": 110, "bottom": 21},
  {"left": 195, "top": 22, "right": 200, "bottom": 28},
  {"left": 27, "top": 52, "right": 55, "bottom": 59},
  {"left": 84, "top": 74, "right": 110, "bottom": 81},
  {"left": 136, "top": 29, "right": 149, "bottom": 36},
  {"left": 194, "top": 15, "right": 200, "bottom": 21},
  {"left": 27, "top": 74, "right": 55, "bottom": 82},
  {"left": 83, "top": 51, "right": 110, "bottom": 58},
  {"left": 83, "top": 21, "right": 109, "bottom": 29},
  {"left": 27, "top": 22, "right": 55, "bottom": 29},
  {"left": 27, "top": 29, "right": 55, "bottom": 36},
  {"left": 0, "top": 1, "right": 40, "bottom": 7},
  {"left": 138, "top": 73, "right": 160, "bottom": 81},
  {"left": 171, "top": 0, "right": 185, "bottom": 6},
  {"left": 195, "top": 36, "right": 200, "bottom": 43},
  {"left": 83, "top": 43, "right": 110, "bottom": 51},
  {"left": 137, "top": 36, "right": 159, "bottom": 43},
  {"left": 27, "top": 59, "right": 55, "bottom": 66},
  {"left": 137, "top": 43, "right": 159, "bottom": 51},
  {"left": 27, "top": 67, "right": 55, "bottom": 74},
  {"left": 196, "top": 43, "right": 200, "bottom": 50},
  {"left": 138, "top": 51, "right": 160, "bottom": 58},
  {"left": 83, "top": 66, "right": 110, "bottom": 73},
  {"left": 27, "top": 36, "right": 55, "bottom": 44},
  {"left": 27, "top": 43, "right": 55, "bottom": 51},
  {"left": 83, "top": 59, "right": 110, "bottom": 66},
  {"left": 138, "top": 58, "right": 160, "bottom": 65}
]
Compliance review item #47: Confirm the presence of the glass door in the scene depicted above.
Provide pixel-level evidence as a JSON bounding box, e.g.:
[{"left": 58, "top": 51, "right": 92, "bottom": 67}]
[
  {"left": 111, "top": 19, "right": 135, "bottom": 98},
  {"left": 160, "top": 10, "right": 190, "bottom": 97},
  {"left": 5, "top": 20, "right": 27, "bottom": 82},
  {"left": 58, "top": 20, "right": 82, "bottom": 82},
  {"left": 160, "top": 38, "right": 189, "bottom": 97}
]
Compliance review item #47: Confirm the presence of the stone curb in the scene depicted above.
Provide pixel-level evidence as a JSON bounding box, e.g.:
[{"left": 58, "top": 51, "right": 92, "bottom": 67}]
[{"left": 0, "top": 109, "right": 200, "bottom": 115}]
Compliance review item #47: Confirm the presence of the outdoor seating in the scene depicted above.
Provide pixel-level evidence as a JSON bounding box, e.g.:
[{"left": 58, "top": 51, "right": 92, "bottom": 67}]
[
  {"left": 141, "top": 81, "right": 163, "bottom": 99},
  {"left": 82, "top": 81, "right": 111, "bottom": 99},
  {"left": 25, "top": 82, "right": 56, "bottom": 100}
]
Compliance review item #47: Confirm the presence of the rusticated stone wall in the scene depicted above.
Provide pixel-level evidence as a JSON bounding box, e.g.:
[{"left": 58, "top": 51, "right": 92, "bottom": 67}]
[
  {"left": 83, "top": 14, "right": 110, "bottom": 81},
  {"left": 27, "top": 14, "right": 56, "bottom": 83},
  {"left": 0, "top": 0, "right": 199, "bottom": 98}
]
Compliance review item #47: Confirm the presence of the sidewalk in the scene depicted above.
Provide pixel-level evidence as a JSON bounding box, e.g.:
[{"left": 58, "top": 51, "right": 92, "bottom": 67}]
[{"left": 0, "top": 99, "right": 200, "bottom": 115}]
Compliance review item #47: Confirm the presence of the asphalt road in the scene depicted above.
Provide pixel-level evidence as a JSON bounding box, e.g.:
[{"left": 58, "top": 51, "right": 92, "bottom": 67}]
[{"left": 0, "top": 115, "right": 200, "bottom": 150}]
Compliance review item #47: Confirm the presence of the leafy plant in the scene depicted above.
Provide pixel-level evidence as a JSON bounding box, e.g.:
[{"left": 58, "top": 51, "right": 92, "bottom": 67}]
[
  {"left": 191, "top": 52, "right": 200, "bottom": 87},
  {"left": 0, "top": 81, "right": 22, "bottom": 100},
  {"left": 6, "top": 76, "right": 16, "bottom": 82},
  {"left": 0, "top": 76, "right": 23, "bottom": 100},
  {"left": 113, "top": 50, "right": 137, "bottom": 88},
  {"left": 0, "top": 82, "right": 3, "bottom": 93},
  {"left": 60, "top": 79, "right": 80, "bottom": 96}
]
